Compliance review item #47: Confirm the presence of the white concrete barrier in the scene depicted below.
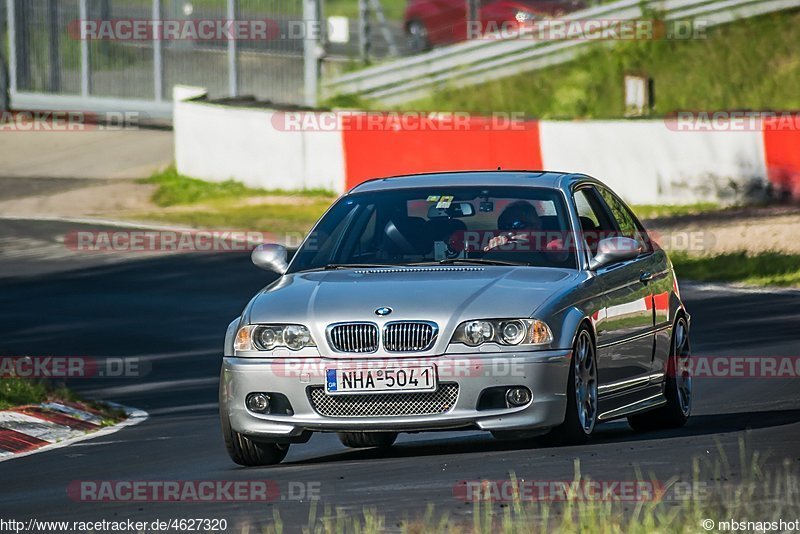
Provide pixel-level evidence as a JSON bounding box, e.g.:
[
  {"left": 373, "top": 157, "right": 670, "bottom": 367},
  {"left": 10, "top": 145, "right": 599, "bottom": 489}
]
[
  {"left": 539, "top": 121, "right": 769, "bottom": 205},
  {"left": 173, "top": 86, "right": 346, "bottom": 193},
  {"left": 174, "top": 90, "right": 791, "bottom": 203}
]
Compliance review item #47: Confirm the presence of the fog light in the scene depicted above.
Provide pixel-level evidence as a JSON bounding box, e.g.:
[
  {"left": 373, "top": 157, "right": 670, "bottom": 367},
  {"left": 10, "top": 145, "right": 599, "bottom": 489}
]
[
  {"left": 246, "top": 393, "right": 270, "bottom": 413},
  {"left": 506, "top": 387, "right": 532, "bottom": 407}
]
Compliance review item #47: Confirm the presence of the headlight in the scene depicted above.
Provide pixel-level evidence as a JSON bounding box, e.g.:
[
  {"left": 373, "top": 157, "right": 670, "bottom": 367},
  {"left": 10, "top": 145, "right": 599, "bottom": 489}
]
[
  {"left": 450, "top": 319, "right": 552, "bottom": 347},
  {"left": 464, "top": 321, "right": 495, "bottom": 346},
  {"left": 234, "top": 324, "right": 316, "bottom": 351}
]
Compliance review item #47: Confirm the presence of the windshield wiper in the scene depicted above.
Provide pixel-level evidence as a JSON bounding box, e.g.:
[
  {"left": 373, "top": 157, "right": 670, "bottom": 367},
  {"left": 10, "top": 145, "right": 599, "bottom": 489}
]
[
  {"left": 410, "top": 259, "right": 528, "bottom": 267},
  {"left": 322, "top": 263, "right": 394, "bottom": 270}
]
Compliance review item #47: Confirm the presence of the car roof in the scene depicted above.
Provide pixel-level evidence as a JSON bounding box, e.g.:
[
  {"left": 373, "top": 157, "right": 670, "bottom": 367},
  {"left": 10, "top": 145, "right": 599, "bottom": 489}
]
[{"left": 347, "top": 170, "right": 598, "bottom": 194}]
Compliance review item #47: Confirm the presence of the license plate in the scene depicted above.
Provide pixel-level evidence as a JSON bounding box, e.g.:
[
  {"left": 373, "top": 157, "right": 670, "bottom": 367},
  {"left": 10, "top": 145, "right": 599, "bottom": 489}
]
[{"left": 325, "top": 366, "right": 437, "bottom": 394}]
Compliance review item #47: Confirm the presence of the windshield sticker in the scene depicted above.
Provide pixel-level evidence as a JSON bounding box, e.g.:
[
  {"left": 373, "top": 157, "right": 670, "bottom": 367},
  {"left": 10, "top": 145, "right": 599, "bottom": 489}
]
[
  {"left": 426, "top": 195, "right": 441, "bottom": 202},
  {"left": 436, "top": 195, "right": 454, "bottom": 209}
]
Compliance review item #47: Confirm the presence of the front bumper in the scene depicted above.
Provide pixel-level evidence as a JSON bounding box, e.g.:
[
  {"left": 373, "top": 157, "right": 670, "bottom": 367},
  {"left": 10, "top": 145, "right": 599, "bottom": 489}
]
[{"left": 220, "top": 350, "right": 571, "bottom": 440}]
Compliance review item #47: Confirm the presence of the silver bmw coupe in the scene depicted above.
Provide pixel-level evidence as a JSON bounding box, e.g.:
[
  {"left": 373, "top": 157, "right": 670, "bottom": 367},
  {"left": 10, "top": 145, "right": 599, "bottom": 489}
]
[{"left": 219, "top": 171, "right": 692, "bottom": 466}]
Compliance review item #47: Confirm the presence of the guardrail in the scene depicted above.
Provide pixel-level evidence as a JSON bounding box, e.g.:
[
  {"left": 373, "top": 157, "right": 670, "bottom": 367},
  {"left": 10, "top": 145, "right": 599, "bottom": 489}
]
[{"left": 324, "top": 0, "right": 799, "bottom": 105}]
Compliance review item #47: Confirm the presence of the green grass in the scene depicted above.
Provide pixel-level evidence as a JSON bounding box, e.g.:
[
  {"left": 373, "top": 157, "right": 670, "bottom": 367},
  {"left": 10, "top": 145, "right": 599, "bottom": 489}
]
[
  {"left": 184, "top": 0, "right": 407, "bottom": 19},
  {"left": 144, "top": 167, "right": 334, "bottom": 207},
  {"left": 259, "top": 439, "right": 798, "bottom": 534},
  {"left": 138, "top": 167, "right": 335, "bottom": 232},
  {"left": 401, "top": 11, "right": 800, "bottom": 118},
  {"left": 671, "top": 251, "right": 800, "bottom": 287},
  {"left": 1, "top": 377, "right": 126, "bottom": 423},
  {"left": 325, "top": 0, "right": 407, "bottom": 20},
  {"left": 0, "top": 378, "right": 76, "bottom": 410},
  {"left": 134, "top": 199, "right": 333, "bottom": 235},
  {"left": 630, "top": 203, "right": 722, "bottom": 220}
]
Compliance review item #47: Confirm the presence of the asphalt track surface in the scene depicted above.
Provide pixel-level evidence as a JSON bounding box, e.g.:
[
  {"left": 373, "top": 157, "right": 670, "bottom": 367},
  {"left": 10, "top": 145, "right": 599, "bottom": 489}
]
[{"left": 0, "top": 219, "right": 798, "bottom": 530}]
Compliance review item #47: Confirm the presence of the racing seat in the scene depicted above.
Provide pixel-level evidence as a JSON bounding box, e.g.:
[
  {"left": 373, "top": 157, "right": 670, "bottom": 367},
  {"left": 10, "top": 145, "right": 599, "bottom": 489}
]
[{"left": 381, "top": 217, "right": 434, "bottom": 260}]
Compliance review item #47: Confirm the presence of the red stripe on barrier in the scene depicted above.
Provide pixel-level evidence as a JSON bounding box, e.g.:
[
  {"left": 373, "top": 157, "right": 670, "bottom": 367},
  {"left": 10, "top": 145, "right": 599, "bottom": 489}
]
[
  {"left": 0, "top": 427, "right": 49, "bottom": 453},
  {"left": 17, "top": 406, "right": 99, "bottom": 431},
  {"left": 763, "top": 129, "right": 800, "bottom": 199},
  {"left": 342, "top": 116, "right": 543, "bottom": 190}
]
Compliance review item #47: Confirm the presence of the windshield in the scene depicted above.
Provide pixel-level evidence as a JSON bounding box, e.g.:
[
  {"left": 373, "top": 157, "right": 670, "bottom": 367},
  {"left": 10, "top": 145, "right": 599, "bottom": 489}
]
[{"left": 288, "top": 186, "right": 578, "bottom": 272}]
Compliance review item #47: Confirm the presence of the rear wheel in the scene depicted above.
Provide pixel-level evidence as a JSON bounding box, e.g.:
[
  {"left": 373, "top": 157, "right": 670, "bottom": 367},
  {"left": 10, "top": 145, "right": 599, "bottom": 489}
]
[
  {"left": 628, "top": 316, "right": 691, "bottom": 431},
  {"left": 541, "top": 326, "right": 598, "bottom": 445},
  {"left": 338, "top": 432, "right": 398, "bottom": 448}
]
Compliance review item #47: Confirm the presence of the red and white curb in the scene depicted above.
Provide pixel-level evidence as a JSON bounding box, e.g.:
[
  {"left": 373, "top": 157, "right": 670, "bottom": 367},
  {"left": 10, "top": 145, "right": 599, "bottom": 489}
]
[{"left": 0, "top": 401, "right": 147, "bottom": 462}]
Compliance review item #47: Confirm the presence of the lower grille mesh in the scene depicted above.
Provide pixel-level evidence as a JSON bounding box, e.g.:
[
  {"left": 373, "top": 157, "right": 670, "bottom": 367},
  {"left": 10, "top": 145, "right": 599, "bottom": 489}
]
[{"left": 308, "top": 384, "right": 459, "bottom": 418}]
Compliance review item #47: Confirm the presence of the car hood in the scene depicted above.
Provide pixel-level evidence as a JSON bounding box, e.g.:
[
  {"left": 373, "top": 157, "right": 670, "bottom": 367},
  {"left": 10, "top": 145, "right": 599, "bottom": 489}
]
[{"left": 245, "top": 266, "right": 578, "bottom": 355}]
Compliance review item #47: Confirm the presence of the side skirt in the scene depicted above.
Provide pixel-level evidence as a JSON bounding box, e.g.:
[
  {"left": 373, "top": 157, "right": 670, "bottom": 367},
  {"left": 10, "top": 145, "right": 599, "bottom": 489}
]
[{"left": 597, "top": 384, "right": 666, "bottom": 422}]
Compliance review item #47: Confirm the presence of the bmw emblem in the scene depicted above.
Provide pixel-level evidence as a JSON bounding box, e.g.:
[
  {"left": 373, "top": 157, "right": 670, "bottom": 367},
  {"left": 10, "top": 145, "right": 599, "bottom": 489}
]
[{"left": 375, "top": 307, "right": 393, "bottom": 316}]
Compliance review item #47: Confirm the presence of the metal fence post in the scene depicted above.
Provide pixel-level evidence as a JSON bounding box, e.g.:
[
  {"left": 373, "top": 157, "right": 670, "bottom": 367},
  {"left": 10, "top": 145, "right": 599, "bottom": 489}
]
[
  {"left": 358, "top": 0, "right": 369, "bottom": 62},
  {"left": 153, "top": 0, "right": 163, "bottom": 101},
  {"left": 466, "top": 0, "right": 479, "bottom": 39},
  {"left": 5, "top": 0, "right": 17, "bottom": 94},
  {"left": 227, "top": 0, "right": 238, "bottom": 97},
  {"left": 368, "top": 0, "right": 399, "bottom": 57},
  {"left": 46, "top": 0, "right": 61, "bottom": 92},
  {"left": 79, "top": 0, "right": 91, "bottom": 96},
  {"left": 304, "top": 0, "right": 320, "bottom": 107},
  {"left": 12, "top": 0, "right": 30, "bottom": 90}
]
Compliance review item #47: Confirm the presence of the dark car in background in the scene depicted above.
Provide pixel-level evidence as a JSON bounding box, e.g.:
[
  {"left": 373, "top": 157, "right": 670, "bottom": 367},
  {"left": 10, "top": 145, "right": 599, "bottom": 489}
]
[{"left": 404, "top": 0, "right": 586, "bottom": 53}]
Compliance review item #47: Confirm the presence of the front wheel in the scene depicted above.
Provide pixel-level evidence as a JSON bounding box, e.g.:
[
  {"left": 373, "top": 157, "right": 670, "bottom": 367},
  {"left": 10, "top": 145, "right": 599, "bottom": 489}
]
[
  {"left": 628, "top": 316, "right": 691, "bottom": 431},
  {"left": 219, "top": 373, "right": 289, "bottom": 466},
  {"left": 541, "top": 326, "right": 598, "bottom": 445},
  {"left": 223, "top": 426, "right": 289, "bottom": 466},
  {"left": 338, "top": 432, "right": 397, "bottom": 448}
]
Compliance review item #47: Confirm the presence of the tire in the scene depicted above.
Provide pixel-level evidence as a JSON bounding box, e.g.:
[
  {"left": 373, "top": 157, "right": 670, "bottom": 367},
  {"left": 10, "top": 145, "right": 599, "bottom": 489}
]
[
  {"left": 223, "top": 425, "right": 289, "bottom": 466},
  {"left": 219, "top": 373, "right": 289, "bottom": 466},
  {"left": 541, "top": 326, "right": 598, "bottom": 446},
  {"left": 628, "top": 316, "right": 691, "bottom": 431},
  {"left": 406, "top": 21, "right": 430, "bottom": 54},
  {"left": 337, "top": 431, "right": 398, "bottom": 448}
]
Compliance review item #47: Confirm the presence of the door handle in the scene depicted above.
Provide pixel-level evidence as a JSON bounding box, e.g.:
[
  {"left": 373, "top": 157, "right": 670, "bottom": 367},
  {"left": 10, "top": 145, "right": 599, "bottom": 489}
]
[{"left": 639, "top": 272, "right": 654, "bottom": 283}]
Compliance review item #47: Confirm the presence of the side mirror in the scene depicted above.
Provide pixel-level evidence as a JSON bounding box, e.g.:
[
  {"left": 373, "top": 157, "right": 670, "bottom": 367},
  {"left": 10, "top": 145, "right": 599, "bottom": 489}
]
[
  {"left": 251, "top": 243, "right": 288, "bottom": 274},
  {"left": 588, "top": 237, "right": 641, "bottom": 270}
]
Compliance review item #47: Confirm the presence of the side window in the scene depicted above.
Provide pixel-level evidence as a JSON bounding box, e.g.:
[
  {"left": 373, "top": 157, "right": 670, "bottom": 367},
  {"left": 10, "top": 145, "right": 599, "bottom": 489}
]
[
  {"left": 574, "top": 190, "right": 599, "bottom": 226},
  {"left": 573, "top": 188, "right": 614, "bottom": 255},
  {"left": 596, "top": 188, "right": 651, "bottom": 253}
]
